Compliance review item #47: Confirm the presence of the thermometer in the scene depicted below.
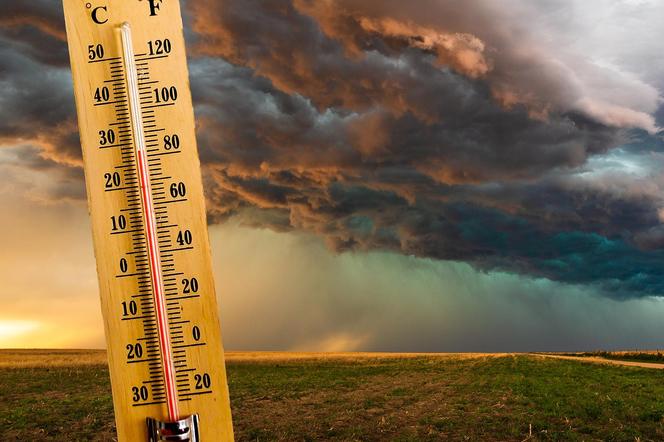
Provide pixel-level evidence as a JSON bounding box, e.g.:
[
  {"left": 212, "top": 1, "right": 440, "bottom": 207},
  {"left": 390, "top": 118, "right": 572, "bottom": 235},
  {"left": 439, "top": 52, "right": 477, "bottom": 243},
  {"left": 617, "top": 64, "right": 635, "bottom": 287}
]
[{"left": 62, "top": 1, "right": 234, "bottom": 440}]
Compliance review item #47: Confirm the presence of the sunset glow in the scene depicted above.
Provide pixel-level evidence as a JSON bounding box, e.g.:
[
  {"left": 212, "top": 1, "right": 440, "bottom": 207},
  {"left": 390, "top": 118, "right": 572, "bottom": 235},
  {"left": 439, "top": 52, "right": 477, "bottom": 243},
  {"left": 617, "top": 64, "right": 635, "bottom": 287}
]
[{"left": 0, "top": 320, "right": 39, "bottom": 345}]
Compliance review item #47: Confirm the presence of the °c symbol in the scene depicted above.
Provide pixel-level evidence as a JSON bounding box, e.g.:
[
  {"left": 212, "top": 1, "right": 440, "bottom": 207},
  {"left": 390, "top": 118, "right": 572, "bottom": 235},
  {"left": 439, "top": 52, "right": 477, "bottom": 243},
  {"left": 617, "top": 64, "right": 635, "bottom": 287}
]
[{"left": 92, "top": 5, "right": 109, "bottom": 24}]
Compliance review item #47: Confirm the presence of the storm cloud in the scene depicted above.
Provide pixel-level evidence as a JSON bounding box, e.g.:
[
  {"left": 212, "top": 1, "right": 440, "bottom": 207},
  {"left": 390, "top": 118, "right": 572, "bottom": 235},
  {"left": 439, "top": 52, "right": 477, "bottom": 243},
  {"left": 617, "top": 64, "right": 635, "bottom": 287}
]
[{"left": 2, "top": 0, "right": 664, "bottom": 297}]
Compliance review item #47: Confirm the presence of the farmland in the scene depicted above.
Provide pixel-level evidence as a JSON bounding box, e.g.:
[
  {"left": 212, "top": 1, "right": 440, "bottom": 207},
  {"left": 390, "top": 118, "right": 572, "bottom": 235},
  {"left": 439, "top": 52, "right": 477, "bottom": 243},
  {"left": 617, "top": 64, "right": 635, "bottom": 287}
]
[{"left": 2, "top": 350, "right": 664, "bottom": 441}]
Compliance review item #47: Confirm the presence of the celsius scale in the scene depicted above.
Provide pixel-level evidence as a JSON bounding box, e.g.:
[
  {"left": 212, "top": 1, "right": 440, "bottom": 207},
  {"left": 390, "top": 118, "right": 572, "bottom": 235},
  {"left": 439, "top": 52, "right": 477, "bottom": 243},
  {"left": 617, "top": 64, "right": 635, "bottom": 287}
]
[{"left": 62, "top": 0, "right": 234, "bottom": 440}]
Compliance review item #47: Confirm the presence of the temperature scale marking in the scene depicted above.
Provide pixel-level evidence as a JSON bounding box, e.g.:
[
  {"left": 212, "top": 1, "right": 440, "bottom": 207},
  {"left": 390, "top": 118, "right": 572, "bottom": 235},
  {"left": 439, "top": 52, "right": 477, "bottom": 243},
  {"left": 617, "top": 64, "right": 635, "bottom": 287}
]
[{"left": 62, "top": 1, "right": 234, "bottom": 440}]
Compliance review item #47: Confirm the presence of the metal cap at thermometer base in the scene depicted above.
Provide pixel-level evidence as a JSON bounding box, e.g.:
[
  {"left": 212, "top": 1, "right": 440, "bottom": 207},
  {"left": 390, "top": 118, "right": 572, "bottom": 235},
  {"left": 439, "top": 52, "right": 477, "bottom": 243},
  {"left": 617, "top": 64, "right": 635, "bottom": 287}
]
[{"left": 147, "top": 414, "right": 200, "bottom": 442}]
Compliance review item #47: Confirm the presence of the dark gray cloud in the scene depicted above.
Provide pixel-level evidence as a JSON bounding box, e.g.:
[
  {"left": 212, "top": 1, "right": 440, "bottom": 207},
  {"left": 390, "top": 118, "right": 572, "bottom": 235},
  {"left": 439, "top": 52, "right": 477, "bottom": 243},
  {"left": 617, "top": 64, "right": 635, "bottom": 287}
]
[
  {"left": 0, "top": 0, "right": 66, "bottom": 41},
  {"left": 0, "top": 1, "right": 79, "bottom": 173},
  {"left": 1, "top": 0, "right": 664, "bottom": 296}
]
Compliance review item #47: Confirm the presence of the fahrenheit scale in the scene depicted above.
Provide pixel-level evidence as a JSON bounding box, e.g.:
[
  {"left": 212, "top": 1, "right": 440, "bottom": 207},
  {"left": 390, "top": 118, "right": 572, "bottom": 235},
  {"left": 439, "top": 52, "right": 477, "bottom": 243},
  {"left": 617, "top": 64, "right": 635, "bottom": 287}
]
[{"left": 62, "top": 1, "right": 234, "bottom": 440}]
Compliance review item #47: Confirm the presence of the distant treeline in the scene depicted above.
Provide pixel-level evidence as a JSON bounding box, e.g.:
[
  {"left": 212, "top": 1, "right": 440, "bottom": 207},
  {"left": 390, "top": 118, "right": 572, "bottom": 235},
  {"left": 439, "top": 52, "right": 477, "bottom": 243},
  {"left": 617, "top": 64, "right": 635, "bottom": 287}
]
[{"left": 561, "top": 351, "right": 664, "bottom": 364}]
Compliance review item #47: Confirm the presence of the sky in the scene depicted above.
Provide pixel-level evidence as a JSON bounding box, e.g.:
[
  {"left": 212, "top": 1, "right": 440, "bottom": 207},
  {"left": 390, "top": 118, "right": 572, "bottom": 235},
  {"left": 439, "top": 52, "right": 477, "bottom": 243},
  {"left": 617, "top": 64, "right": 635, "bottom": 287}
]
[{"left": 1, "top": 0, "right": 664, "bottom": 351}]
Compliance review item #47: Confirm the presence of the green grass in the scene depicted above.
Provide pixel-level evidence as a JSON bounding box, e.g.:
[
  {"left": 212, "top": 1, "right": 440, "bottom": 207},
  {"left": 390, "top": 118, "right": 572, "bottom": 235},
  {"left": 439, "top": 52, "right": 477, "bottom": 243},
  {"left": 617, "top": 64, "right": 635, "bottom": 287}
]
[
  {"left": 0, "top": 365, "right": 115, "bottom": 441},
  {"left": 2, "top": 353, "right": 664, "bottom": 440}
]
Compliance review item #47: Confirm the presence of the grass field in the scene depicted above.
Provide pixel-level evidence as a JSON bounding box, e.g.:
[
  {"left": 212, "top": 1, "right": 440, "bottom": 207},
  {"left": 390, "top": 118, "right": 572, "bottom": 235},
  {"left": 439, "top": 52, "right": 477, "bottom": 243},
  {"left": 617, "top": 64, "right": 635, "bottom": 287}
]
[{"left": 2, "top": 351, "right": 664, "bottom": 441}]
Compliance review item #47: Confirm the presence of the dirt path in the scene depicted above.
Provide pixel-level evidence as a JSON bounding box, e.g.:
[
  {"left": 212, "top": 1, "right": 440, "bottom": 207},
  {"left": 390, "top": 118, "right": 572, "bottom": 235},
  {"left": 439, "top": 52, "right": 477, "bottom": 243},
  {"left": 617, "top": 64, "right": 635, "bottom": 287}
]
[{"left": 531, "top": 353, "right": 664, "bottom": 369}]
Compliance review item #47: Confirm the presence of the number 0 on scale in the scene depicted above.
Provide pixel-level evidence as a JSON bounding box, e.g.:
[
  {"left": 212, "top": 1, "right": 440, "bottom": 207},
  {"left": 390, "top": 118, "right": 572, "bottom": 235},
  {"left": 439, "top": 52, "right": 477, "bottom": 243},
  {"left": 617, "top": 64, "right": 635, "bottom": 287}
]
[{"left": 62, "top": 1, "right": 234, "bottom": 440}]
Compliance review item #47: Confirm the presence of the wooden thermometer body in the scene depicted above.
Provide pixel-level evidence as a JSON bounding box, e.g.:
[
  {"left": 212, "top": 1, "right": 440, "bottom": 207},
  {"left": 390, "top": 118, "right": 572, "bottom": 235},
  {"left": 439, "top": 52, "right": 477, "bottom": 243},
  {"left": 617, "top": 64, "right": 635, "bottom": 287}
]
[{"left": 62, "top": 1, "right": 233, "bottom": 440}]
